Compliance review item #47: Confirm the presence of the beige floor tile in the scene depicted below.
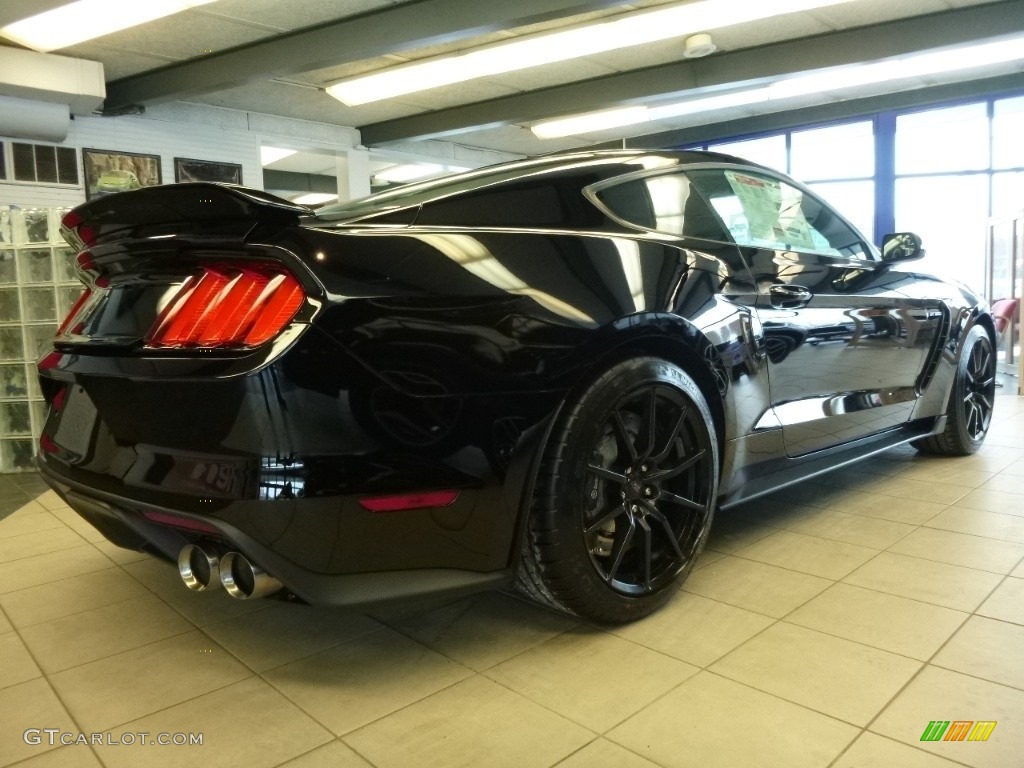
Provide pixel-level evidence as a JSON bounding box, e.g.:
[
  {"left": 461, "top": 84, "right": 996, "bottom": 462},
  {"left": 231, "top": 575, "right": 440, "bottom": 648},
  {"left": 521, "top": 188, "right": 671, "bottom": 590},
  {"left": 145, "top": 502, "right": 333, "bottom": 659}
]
[
  {"left": 49, "top": 630, "right": 251, "bottom": 731},
  {"left": 872, "top": 666, "right": 1024, "bottom": 768},
  {"left": 21, "top": 593, "right": 192, "bottom": 674},
  {"left": 1014, "top": 560, "right": 1024, "bottom": 578},
  {"left": 977, "top": 473, "right": 1024, "bottom": 495},
  {"left": 833, "top": 732, "right": 966, "bottom": 768},
  {"left": 124, "top": 557, "right": 269, "bottom": 626},
  {"left": 977, "top": 577, "right": 1024, "bottom": 625},
  {"left": 787, "top": 583, "right": 967, "bottom": 660},
  {"left": 485, "top": 628, "right": 697, "bottom": 731},
  {"left": 0, "top": 567, "right": 149, "bottom": 628},
  {"left": 264, "top": 627, "right": 471, "bottom": 735},
  {"left": 785, "top": 509, "right": 916, "bottom": 549},
  {"left": 0, "top": 607, "right": 11, "bottom": 634},
  {"left": 844, "top": 552, "right": 1002, "bottom": 611},
  {"left": 90, "top": 539, "right": 151, "bottom": 565},
  {"left": 896, "top": 464, "right": 996, "bottom": 488},
  {"left": 926, "top": 506, "right": 1024, "bottom": 545},
  {"left": 0, "top": 631, "right": 41, "bottom": 689},
  {"left": 704, "top": 515, "right": 776, "bottom": 554},
  {"left": 34, "top": 490, "right": 68, "bottom": 511},
  {"left": 0, "top": 678, "right": 78, "bottom": 768},
  {"left": 0, "top": 527, "right": 88, "bottom": 564},
  {"left": 346, "top": 675, "right": 593, "bottom": 768},
  {"left": 682, "top": 555, "right": 832, "bottom": 617},
  {"left": 278, "top": 741, "right": 374, "bottom": 768},
  {"left": 203, "top": 601, "right": 383, "bottom": 672},
  {"left": 0, "top": 545, "right": 113, "bottom": 595},
  {"left": 608, "top": 672, "right": 857, "bottom": 768},
  {"left": 888, "top": 527, "right": 1024, "bottom": 573},
  {"left": 9, "top": 746, "right": 104, "bottom": 768},
  {"left": 48, "top": 508, "right": 105, "bottom": 543},
  {"left": 554, "top": 739, "right": 662, "bottom": 768},
  {"left": 710, "top": 622, "right": 920, "bottom": 726},
  {"left": 0, "top": 510, "right": 65, "bottom": 539},
  {"left": 826, "top": 491, "right": 946, "bottom": 525},
  {"left": 730, "top": 499, "right": 826, "bottom": 529},
  {"left": 693, "top": 548, "right": 726, "bottom": 570},
  {"left": 932, "top": 616, "right": 1024, "bottom": 691},
  {"left": 610, "top": 591, "right": 775, "bottom": 668},
  {"left": 867, "top": 476, "right": 971, "bottom": 505},
  {"left": 387, "top": 591, "right": 577, "bottom": 672},
  {"left": 6, "top": 501, "right": 51, "bottom": 518},
  {"left": 734, "top": 530, "right": 877, "bottom": 579},
  {"left": 92, "top": 677, "right": 332, "bottom": 768},
  {"left": 761, "top": 481, "right": 861, "bottom": 509},
  {"left": 952, "top": 487, "right": 1024, "bottom": 517}
]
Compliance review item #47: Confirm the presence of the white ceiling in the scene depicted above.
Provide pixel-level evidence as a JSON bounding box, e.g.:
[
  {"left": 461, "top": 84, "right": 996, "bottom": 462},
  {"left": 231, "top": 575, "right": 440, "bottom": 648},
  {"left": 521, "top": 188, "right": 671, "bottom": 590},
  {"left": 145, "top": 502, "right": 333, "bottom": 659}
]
[{"left": 2, "top": 0, "right": 1022, "bottom": 164}]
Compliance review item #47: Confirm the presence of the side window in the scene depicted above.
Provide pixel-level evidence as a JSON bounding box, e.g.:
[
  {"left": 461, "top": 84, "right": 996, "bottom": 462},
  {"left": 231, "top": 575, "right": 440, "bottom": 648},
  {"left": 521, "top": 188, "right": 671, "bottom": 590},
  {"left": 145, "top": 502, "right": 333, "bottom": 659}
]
[
  {"left": 687, "top": 168, "right": 870, "bottom": 260},
  {"left": 592, "top": 172, "right": 728, "bottom": 241}
]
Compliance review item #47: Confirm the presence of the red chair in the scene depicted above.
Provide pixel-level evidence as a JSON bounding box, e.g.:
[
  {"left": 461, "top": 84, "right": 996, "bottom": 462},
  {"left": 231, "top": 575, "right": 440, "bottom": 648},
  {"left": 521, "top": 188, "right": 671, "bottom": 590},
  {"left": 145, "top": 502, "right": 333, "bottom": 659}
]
[{"left": 992, "top": 298, "right": 1019, "bottom": 337}]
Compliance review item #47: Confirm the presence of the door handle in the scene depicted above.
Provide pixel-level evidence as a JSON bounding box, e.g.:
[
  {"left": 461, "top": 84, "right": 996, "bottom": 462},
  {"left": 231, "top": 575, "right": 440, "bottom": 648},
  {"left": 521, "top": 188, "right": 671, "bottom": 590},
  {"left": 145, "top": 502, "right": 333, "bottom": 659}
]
[{"left": 769, "top": 284, "right": 813, "bottom": 309}]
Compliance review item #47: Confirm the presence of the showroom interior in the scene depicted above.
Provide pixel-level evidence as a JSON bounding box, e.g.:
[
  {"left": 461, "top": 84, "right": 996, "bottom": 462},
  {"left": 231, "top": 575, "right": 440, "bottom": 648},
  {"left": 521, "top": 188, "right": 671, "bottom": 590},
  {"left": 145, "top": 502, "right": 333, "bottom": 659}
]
[{"left": 1, "top": 0, "right": 1024, "bottom": 766}]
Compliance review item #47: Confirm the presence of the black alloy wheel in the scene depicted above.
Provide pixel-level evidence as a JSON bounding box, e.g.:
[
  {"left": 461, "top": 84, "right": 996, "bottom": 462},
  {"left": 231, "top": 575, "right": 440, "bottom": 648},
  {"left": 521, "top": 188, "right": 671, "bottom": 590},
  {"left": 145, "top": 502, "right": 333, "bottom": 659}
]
[
  {"left": 518, "top": 357, "right": 719, "bottom": 623},
  {"left": 914, "top": 325, "right": 996, "bottom": 455}
]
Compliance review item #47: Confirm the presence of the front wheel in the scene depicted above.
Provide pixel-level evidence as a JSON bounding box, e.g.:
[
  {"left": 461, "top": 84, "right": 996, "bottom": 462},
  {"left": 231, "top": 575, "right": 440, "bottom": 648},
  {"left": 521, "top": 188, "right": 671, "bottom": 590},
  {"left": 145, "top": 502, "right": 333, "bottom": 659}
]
[
  {"left": 914, "top": 325, "right": 996, "bottom": 455},
  {"left": 517, "top": 357, "right": 719, "bottom": 623}
]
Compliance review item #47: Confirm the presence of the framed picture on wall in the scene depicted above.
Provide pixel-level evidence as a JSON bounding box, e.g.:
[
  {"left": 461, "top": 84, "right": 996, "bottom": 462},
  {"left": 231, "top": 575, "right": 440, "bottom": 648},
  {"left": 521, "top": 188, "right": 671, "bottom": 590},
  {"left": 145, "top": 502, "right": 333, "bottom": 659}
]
[
  {"left": 82, "top": 148, "right": 162, "bottom": 201},
  {"left": 174, "top": 157, "right": 242, "bottom": 185}
]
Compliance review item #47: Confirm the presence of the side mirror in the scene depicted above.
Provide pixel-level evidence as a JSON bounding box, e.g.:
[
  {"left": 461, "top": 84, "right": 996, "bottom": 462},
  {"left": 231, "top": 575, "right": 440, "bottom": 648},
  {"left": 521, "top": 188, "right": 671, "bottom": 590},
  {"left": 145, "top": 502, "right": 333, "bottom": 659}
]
[{"left": 881, "top": 232, "right": 924, "bottom": 263}]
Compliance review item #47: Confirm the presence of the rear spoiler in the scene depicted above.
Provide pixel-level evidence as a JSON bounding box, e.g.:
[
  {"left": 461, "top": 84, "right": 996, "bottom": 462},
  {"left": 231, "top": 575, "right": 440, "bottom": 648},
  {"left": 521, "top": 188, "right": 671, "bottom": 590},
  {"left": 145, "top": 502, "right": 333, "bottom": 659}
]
[{"left": 61, "top": 183, "right": 309, "bottom": 251}]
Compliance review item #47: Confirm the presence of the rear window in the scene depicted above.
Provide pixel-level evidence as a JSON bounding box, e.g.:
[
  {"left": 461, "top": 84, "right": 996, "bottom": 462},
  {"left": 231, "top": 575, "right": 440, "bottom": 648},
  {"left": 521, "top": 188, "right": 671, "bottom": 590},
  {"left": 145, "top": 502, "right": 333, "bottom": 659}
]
[{"left": 591, "top": 172, "right": 728, "bottom": 240}]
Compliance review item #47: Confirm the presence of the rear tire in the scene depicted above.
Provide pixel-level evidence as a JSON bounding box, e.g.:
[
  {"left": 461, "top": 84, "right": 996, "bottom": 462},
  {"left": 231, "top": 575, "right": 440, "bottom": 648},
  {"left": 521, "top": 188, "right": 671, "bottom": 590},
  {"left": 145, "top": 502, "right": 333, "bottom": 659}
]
[
  {"left": 517, "top": 357, "right": 718, "bottom": 623},
  {"left": 914, "top": 325, "right": 995, "bottom": 456}
]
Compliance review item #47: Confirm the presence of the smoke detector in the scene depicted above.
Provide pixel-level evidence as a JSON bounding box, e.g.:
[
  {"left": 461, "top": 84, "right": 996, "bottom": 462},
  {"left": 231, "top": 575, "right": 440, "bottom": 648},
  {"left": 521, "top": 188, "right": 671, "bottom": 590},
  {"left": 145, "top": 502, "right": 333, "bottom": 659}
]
[{"left": 683, "top": 33, "right": 717, "bottom": 59}]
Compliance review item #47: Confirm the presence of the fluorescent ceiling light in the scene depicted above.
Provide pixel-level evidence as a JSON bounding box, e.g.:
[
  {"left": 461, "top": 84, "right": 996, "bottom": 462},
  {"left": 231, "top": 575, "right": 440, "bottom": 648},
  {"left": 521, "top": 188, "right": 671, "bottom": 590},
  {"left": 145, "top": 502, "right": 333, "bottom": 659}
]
[
  {"left": 532, "top": 35, "right": 1024, "bottom": 139},
  {"left": 293, "top": 193, "right": 338, "bottom": 206},
  {"left": 327, "top": 0, "right": 855, "bottom": 105},
  {"left": 375, "top": 163, "right": 445, "bottom": 183},
  {"left": 0, "top": 0, "right": 218, "bottom": 52},
  {"left": 260, "top": 147, "right": 297, "bottom": 166}
]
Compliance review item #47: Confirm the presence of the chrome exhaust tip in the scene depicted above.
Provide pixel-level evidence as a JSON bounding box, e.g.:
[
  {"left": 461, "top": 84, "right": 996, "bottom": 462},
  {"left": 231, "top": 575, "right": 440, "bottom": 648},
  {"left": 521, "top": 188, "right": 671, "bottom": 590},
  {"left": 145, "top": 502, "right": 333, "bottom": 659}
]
[
  {"left": 220, "top": 552, "right": 282, "bottom": 599},
  {"left": 178, "top": 544, "right": 222, "bottom": 591}
]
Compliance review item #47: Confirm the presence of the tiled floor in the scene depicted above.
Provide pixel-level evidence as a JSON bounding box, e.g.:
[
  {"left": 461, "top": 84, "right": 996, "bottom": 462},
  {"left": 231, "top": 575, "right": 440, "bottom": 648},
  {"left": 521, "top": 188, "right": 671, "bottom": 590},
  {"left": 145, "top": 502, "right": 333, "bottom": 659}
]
[{"left": 1, "top": 391, "right": 1022, "bottom": 768}]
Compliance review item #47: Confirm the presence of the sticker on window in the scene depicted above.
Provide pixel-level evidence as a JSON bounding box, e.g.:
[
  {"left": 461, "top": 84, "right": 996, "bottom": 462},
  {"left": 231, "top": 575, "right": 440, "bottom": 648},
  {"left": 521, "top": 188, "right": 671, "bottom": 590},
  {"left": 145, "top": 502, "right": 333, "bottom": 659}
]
[{"left": 724, "top": 171, "right": 817, "bottom": 251}]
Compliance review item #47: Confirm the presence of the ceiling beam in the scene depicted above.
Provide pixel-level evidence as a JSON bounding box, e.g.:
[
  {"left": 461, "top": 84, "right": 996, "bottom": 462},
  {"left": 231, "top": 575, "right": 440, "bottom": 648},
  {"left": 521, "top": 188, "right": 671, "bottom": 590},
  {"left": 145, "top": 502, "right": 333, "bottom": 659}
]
[
  {"left": 103, "top": 0, "right": 626, "bottom": 109},
  {"left": 359, "top": 0, "right": 1024, "bottom": 145}
]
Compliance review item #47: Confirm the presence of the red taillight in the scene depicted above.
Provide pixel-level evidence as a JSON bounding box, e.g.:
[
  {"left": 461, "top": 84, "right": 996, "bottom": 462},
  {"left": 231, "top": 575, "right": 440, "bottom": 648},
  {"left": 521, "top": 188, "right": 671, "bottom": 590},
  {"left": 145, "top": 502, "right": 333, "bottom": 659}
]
[
  {"left": 358, "top": 490, "right": 460, "bottom": 512},
  {"left": 142, "top": 510, "right": 221, "bottom": 534},
  {"left": 146, "top": 263, "right": 305, "bottom": 349},
  {"left": 56, "top": 288, "right": 93, "bottom": 336}
]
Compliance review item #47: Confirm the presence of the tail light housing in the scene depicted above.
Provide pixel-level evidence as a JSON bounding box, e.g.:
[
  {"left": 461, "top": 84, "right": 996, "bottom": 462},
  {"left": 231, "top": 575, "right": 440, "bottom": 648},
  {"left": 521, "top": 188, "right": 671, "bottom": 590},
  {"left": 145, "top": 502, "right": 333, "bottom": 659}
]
[{"left": 146, "top": 263, "right": 305, "bottom": 349}]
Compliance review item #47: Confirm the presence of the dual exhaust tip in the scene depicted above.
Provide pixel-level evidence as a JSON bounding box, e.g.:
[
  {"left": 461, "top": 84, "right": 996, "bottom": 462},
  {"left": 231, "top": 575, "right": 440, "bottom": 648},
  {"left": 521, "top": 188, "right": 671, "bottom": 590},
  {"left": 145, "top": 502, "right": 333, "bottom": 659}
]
[{"left": 178, "top": 544, "right": 282, "bottom": 599}]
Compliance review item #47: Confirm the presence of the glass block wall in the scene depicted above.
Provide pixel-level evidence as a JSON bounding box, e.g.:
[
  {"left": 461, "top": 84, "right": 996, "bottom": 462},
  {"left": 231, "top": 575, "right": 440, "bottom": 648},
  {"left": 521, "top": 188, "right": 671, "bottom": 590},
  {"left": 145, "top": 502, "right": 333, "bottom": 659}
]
[{"left": 0, "top": 205, "right": 81, "bottom": 472}]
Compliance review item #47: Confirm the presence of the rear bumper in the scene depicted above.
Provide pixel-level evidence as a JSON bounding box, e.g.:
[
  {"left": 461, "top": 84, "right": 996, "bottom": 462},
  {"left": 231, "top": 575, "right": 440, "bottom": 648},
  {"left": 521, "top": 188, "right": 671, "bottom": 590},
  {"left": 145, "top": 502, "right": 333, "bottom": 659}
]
[{"left": 40, "top": 459, "right": 512, "bottom": 609}]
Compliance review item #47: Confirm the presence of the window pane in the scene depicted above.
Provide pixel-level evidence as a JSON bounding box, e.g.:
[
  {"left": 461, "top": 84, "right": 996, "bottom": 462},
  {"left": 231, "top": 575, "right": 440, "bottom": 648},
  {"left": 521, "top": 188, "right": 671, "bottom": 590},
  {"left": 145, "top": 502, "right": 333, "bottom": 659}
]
[
  {"left": 689, "top": 169, "right": 868, "bottom": 258},
  {"left": 993, "top": 96, "right": 1024, "bottom": 170},
  {"left": 992, "top": 171, "right": 1024, "bottom": 217},
  {"left": 791, "top": 121, "right": 874, "bottom": 181},
  {"left": 806, "top": 180, "right": 875, "bottom": 243},
  {"left": 706, "top": 135, "right": 787, "bottom": 173},
  {"left": 594, "top": 173, "right": 727, "bottom": 239},
  {"left": 896, "top": 103, "right": 988, "bottom": 174},
  {"left": 895, "top": 174, "right": 988, "bottom": 290}
]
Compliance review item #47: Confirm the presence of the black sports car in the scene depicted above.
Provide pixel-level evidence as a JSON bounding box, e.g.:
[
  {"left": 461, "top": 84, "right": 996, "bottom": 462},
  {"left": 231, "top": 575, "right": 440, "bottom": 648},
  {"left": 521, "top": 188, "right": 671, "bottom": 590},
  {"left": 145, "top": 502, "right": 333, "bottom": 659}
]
[{"left": 37, "top": 150, "right": 996, "bottom": 623}]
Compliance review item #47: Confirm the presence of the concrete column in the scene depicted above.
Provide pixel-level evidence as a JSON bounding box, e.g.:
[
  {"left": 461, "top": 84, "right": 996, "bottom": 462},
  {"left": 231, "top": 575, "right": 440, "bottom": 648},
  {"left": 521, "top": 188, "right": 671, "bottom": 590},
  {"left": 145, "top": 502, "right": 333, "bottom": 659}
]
[{"left": 336, "top": 147, "right": 371, "bottom": 202}]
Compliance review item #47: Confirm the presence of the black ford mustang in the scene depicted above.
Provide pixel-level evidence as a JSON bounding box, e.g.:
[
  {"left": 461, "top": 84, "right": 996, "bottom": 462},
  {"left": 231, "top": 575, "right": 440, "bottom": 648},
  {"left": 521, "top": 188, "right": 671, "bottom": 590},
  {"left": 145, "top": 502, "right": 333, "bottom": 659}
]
[{"left": 37, "top": 150, "right": 996, "bottom": 623}]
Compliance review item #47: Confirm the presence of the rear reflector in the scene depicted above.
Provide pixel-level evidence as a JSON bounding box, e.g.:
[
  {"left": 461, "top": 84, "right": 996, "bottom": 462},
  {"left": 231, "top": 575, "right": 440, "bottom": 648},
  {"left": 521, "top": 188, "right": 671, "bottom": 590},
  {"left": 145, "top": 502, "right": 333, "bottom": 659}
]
[
  {"left": 146, "top": 263, "right": 304, "bottom": 349},
  {"left": 142, "top": 510, "right": 221, "bottom": 534},
  {"left": 56, "top": 288, "right": 93, "bottom": 337},
  {"left": 358, "top": 490, "right": 460, "bottom": 512}
]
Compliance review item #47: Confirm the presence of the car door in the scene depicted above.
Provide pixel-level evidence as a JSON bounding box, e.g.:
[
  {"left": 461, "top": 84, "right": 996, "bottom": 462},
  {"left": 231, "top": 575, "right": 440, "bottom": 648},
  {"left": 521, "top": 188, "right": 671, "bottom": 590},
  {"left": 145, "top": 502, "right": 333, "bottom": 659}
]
[{"left": 687, "top": 166, "right": 942, "bottom": 457}]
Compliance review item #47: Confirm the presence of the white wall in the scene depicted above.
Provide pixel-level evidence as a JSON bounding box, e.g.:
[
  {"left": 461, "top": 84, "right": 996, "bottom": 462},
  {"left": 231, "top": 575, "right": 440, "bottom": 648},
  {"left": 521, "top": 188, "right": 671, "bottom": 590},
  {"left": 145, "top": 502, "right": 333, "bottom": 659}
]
[{"left": 0, "top": 101, "right": 362, "bottom": 208}]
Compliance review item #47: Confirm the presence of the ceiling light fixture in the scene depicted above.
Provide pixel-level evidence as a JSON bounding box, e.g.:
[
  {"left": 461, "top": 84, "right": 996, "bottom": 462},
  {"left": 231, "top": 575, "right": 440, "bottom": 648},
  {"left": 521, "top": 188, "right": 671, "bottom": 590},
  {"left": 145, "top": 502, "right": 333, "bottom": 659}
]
[
  {"left": 327, "top": 0, "right": 856, "bottom": 106},
  {"left": 260, "top": 147, "right": 297, "bottom": 166},
  {"left": 0, "top": 0, "right": 218, "bottom": 52},
  {"left": 531, "top": 34, "right": 1024, "bottom": 139}
]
